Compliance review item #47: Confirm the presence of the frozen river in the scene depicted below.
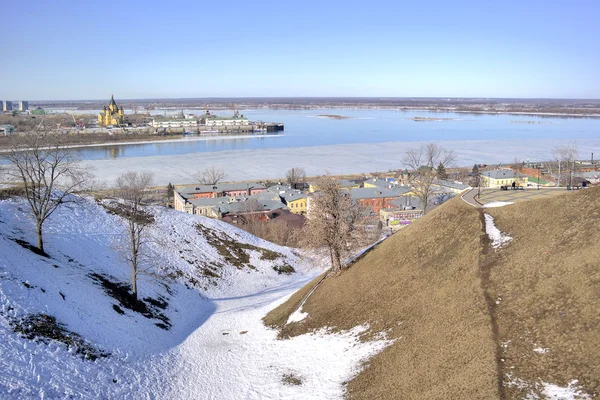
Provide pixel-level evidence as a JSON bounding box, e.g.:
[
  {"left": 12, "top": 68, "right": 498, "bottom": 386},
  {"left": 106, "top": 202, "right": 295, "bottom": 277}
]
[
  {"left": 14, "top": 108, "right": 600, "bottom": 185},
  {"left": 69, "top": 108, "right": 600, "bottom": 161}
]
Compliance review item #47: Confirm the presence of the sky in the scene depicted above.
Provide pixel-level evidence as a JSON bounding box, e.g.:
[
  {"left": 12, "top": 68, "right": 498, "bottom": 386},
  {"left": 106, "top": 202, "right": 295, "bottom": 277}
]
[{"left": 1, "top": 0, "right": 599, "bottom": 100}]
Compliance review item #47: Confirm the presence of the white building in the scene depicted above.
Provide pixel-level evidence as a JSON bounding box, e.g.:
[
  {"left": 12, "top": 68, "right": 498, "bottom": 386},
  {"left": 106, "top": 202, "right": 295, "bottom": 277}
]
[
  {"left": 151, "top": 117, "right": 198, "bottom": 129},
  {"left": 204, "top": 115, "right": 249, "bottom": 127}
]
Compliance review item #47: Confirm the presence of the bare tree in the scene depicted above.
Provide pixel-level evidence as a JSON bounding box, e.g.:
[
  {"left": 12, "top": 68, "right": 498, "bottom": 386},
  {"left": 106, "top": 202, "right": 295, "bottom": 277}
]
[
  {"left": 303, "top": 175, "right": 366, "bottom": 274},
  {"left": 403, "top": 143, "right": 454, "bottom": 214},
  {"left": 114, "top": 172, "right": 154, "bottom": 300},
  {"left": 3, "top": 133, "right": 91, "bottom": 253},
  {"left": 286, "top": 167, "right": 306, "bottom": 189},
  {"left": 551, "top": 143, "right": 578, "bottom": 187},
  {"left": 195, "top": 165, "right": 225, "bottom": 185}
]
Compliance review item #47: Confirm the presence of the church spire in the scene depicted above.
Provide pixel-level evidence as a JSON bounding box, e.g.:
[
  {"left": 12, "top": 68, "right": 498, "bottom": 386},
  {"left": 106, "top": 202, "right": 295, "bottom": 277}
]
[{"left": 109, "top": 94, "right": 117, "bottom": 107}]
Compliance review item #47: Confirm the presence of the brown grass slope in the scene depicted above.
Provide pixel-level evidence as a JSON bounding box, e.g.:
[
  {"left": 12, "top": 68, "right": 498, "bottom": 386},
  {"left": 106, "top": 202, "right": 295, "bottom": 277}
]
[
  {"left": 486, "top": 187, "right": 600, "bottom": 398},
  {"left": 265, "top": 198, "right": 500, "bottom": 399}
]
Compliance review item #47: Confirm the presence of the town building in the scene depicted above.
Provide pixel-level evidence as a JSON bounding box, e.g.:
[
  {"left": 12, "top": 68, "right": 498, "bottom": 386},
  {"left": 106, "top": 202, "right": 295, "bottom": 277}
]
[
  {"left": 380, "top": 196, "right": 423, "bottom": 228},
  {"left": 349, "top": 187, "right": 401, "bottom": 214},
  {"left": 151, "top": 117, "right": 198, "bottom": 129},
  {"left": 431, "top": 179, "right": 470, "bottom": 193},
  {"left": 0, "top": 124, "right": 15, "bottom": 135},
  {"left": 174, "top": 189, "right": 286, "bottom": 219},
  {"left": 279, "top": 190, "right": 308, "bottom": 215},
  {"left": 222, "top": 208, "right": 305, "bottom": 228},
  {"left": 201, "top": 110, "right": 249, "bottom": 127},
  {"left": 574, "top": 171, "right": 600, "bottom": 185},
  {"left": 480, "top": 170, "right": 528, "bottom": 188},
  {"left": 2, "top": 101, "right": 13, "bottom": 112},
  {"left": 177, "top": 183, "right": 267, "bottom": 201},
  {"left": 97, "top": 95, "right": 125, "bottom": 127},
  {"left": 309, "top": 179, "right": 360, "bottom": 193},
  {"left": 363, "top": 178, "right": 395, "bottom": 189},
  {"left": 19, "top": 101, "right": 28, "bottom": 112}
]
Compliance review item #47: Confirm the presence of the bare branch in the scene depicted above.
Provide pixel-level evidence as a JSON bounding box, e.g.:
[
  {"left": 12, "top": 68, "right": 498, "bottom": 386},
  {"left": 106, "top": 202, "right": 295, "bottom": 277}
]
[
  {"left": 194, "top": 165, "right": 225, "bottom": 185},
  {"left": 403, "top": 143, "right": 454, "bottom": 214},
  {"left": 3, "top": 132, "right": 93, "bottom": 253},
  {"left": 114, "top": 171, "right": 155, "bottom": 299},
  {"left": 285, "top": 167, "right": 306, "bottom": 189},
  {"left": 303, "top": 174, "right": 368, "bottom": 274}
]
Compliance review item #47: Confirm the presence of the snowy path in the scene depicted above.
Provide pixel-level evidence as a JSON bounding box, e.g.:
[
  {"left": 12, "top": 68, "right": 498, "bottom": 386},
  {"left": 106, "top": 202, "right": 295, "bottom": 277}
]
[{"left": 135, "top": 274, "right": 391, "bottom": 400}]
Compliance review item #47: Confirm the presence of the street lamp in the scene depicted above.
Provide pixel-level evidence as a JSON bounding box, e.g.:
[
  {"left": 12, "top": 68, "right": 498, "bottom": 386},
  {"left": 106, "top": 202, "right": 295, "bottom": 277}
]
[{"left": 537, "top": 165, "right": 542, "bottom": 190}]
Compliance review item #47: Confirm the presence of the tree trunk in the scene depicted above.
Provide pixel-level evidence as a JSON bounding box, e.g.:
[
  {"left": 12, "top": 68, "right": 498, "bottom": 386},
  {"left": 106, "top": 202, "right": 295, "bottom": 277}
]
[
  {"left": 132, "top": 265, "right": 137, "bottom": 301},
  {"left": 331, "top": 248, "right": 342, "bottom": 273},
  {"left": 36, "top": 220, "right": 44, "bottom": 253}
]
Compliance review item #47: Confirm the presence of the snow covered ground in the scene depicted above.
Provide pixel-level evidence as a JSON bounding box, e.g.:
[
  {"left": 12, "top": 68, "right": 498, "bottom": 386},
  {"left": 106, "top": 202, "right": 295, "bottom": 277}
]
[
  {"left": 484, "top": 213, "right": 513, "bottom": 248},
  {"left": 0, "top": 197, "right": 391, "bottom": 399},
  {"left": 81, "top": 138, "right": 600, "bottom": 186},
  {"left": 483, "top": 201, "right": 515, "bottom": 208}
]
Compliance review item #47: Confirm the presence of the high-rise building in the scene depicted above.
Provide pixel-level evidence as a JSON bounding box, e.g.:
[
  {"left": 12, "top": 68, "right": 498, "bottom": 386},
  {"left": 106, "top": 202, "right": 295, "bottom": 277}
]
[
  {"left": 19, "top": 101, "right": 28, "bottom": 112},
  {"left": 2, "top": 101, "right": 13, "bottom": 112}
]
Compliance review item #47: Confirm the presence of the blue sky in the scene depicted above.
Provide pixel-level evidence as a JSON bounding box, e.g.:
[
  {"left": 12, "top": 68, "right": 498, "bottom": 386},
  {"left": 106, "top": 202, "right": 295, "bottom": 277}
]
[{"left": 1, "top": 0, "right": 598, "bottom": 100}]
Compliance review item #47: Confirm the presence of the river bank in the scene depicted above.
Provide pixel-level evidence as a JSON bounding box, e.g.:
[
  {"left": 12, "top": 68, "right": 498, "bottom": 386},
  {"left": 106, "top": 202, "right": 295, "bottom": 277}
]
[{"left": 0, "top": 132, "right": 284, "bottom": 152}]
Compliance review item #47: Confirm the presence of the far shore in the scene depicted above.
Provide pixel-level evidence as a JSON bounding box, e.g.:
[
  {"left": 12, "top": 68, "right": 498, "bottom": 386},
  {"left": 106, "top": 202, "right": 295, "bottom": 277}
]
[{"left": 0, "top": 133, "right": 284, "bottom": 153}]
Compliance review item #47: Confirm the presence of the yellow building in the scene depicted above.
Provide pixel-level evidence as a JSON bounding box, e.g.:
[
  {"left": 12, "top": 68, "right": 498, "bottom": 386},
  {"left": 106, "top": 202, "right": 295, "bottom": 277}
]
[
  {"left": 480, "top": 170, "right": 529, "bottom": 188},
  {"left": 280, "top": 191, "right": 307, "bottom": 214},
  {"left": 97, "top": 95, "right": 125, "bottom": 127}
]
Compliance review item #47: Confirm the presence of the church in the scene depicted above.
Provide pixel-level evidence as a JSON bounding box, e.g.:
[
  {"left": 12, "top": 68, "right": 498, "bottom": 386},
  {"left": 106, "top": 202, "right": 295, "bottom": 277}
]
[{"left": 97, "top": 95, "right": 125, "bottom": 126}]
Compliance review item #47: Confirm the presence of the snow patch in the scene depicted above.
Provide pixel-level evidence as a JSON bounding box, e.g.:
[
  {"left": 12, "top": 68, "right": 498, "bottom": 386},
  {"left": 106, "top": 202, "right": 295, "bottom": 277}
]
[
  {"left": 506, "top": 375, "right": 590, "bottom": 400},
  {"left": 483, "top": 201, "right": 515, "bottom": 208},
  {"left": 541, "top": 380, "right": 590, "bottom": 400},
  {"left": 484, "top": 213, "right": 512, "bottom": 248},
  {"left": 287, "top": 308, "right": 309, "bottom": 323},
  {"left": 533, "top": 347, "right": 549, "bottom": 354}
]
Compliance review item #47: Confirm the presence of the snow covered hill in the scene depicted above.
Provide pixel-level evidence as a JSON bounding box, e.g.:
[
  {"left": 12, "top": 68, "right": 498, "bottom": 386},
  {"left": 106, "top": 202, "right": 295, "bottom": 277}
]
[{"left": 0, "top": 196, "right": 391, "bottom": 399}]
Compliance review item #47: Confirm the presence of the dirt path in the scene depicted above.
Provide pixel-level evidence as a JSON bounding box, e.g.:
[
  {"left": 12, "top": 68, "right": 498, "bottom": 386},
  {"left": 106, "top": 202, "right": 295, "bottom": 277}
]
[{"left": 477, "top": 209, "right": 506, "bottom": 399}]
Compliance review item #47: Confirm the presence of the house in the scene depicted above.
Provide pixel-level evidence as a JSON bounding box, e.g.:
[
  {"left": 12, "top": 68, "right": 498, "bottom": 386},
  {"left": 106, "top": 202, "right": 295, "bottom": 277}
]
[
  {"left": 431, "top": 179, "right": 470, "bottom": 193},
  {"left": 309, "top": 179, "right": 360, "bottom": 193},
  {"left": 279, "top": 190, "right": 307, "bottom": 215},
  {"left": 174, "top": 189, "right": 286, "bottom": 219},
  {"left": 349, "top": 187, "right": 401, "bottom": 214},
  {"left": 176, "top": 183, "right": 267, "bottom": 200},
  {"left": 363, "top": 178, "right": 395, "bottom": 189},
  {"left": 480, "top": 170, "right": 528, "bottom": 188},
  {"left": 574, "top": 171, "right": 600, "bottom": 185},
  {"left": 0, "top": 124, "right": 15, "bottom": 136},
  {"left": 223, "top": 208, "right": 306, "bottom": 228},
  {"left": 380, "top": 196, "right": 423, "bottom": 228}
]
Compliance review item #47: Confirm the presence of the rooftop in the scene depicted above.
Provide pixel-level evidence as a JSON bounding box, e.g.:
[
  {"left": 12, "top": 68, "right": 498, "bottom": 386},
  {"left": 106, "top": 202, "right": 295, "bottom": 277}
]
[
  {"left": 178, "top": 183, "right": 267, "bottom": 197},
  {"left": 280, "top": 190, "right": 307, "bottom": 202},
  {"left": 349, "top": 187, "right": 400, "bottom": 200},
  {"left": 481, "top": 170, "right": 528, "bottom": 180},
  {"left": 432, "top": 179, "right": 470, "bottom": 190}
]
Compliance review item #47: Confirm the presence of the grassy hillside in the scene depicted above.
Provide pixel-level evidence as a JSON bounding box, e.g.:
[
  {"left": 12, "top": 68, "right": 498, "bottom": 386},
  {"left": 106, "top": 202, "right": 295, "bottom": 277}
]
[
  {"left": 486, "top": 187, "right": 600, "bottom": 398},
  {"left": 266, "top": 198, "right": 500, "bottom": 399},
  {"left": 266, "top": 188, "right": 600, "bottom": 399}
]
